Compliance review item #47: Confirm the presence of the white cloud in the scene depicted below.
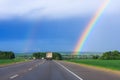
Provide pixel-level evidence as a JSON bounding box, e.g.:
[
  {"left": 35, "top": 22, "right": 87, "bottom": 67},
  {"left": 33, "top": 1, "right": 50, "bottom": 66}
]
[{"left": 0, "top": 0, "right": 120, "bottom": 20}]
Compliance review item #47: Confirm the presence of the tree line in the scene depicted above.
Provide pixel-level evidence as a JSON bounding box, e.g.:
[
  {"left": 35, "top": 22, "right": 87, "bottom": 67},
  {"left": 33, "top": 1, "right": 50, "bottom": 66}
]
[
  {"left": 100, "top": 50, "right": 120, "bottom": 60},
  {"left": 92, "top": 50, "right": 120, "bottom": 60},
  {"left": 33, "top": 52, "right": 62, "bottom": 60},
  {"left": 62, "top": 50, "right": 120, "bottom": 60},
  {"left": 0, "top": 51, "right": 15, "bottom": 59}
]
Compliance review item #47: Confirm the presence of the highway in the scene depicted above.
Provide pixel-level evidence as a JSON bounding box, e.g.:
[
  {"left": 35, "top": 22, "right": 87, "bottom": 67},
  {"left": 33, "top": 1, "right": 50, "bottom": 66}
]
[{"left": 0, "top": 60, "right": 120, "bottom": 80}]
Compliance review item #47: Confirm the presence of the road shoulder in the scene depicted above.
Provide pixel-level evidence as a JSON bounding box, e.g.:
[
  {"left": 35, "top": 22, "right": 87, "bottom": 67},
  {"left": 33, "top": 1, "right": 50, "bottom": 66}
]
[{"left": 62, "top": 61, "right": 120, "bottom": 76}]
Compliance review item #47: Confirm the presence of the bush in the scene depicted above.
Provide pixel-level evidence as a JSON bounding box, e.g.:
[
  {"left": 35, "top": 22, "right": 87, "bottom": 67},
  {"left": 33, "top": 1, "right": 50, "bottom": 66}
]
[
  {"left": 100, "top": 50, "right": 120, "bottom": 60},
  {"left": 92, "top": 55, "right": 100, "bottom": 59}
]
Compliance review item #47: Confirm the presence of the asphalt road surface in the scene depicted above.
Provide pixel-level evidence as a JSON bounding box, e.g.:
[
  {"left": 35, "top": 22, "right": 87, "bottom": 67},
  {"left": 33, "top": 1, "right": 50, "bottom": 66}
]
[{"left": 0, "top": 60, "right": 120, "bottom": 80}]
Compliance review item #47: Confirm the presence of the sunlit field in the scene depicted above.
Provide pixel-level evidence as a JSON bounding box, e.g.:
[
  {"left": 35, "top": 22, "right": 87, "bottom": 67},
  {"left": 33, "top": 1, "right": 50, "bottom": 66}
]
[{"left": 66, "top": 59, "right": 120, "bottom": 70}]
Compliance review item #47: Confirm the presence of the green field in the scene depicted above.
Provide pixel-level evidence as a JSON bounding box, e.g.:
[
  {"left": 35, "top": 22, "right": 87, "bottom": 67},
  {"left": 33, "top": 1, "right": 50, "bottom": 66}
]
[
  {"left": 0, "top": 58, "right": 29, "bottom": 65},
  {"left": 66, "top": 59, "right": 120, "bottom": 71}
]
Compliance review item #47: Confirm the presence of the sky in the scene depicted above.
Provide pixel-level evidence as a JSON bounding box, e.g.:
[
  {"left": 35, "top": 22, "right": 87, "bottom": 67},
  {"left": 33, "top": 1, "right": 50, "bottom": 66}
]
[{"left": 0, "top": 0, "right": 120, "bottom": 53}]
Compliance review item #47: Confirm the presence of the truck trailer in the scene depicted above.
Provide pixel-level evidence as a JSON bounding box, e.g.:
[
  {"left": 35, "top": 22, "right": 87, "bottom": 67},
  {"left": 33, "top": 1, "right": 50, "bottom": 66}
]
[{"left": 46, "top": 52, "right": 53, "bottom": 60}]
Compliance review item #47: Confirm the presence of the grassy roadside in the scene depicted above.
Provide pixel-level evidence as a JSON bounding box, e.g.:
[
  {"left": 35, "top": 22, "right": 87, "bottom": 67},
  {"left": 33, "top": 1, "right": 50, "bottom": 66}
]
[
  {"left": 0, "top": 58, "right": 31, "bottom": 66},
  {"left": 65, "top": 59, "right": 120, "bottom": 71}
]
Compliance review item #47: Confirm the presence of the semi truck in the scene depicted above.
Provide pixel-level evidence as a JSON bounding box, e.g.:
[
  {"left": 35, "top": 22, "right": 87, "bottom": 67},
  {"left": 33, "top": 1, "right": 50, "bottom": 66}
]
[{"left": 46, "top": 52, "right": 53, "bottom": 60}]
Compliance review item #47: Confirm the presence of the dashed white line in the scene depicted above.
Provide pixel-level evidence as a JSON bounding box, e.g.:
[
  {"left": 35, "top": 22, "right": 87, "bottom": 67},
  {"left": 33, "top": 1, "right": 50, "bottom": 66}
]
[
  {"left": 54, "top": 61, "right": 83, "bottom": 80},
  {"left": 9, "top": 74, "right": 19, "bottom": 79},
  {"left": 36, "top": 60, "right": 46, "bottom": 67},
  {"left": 28, "top": 68, "right": 32, "bottom": 71},
  {"left": 9, "top": 60, "right": 46, "bottom": 79}
]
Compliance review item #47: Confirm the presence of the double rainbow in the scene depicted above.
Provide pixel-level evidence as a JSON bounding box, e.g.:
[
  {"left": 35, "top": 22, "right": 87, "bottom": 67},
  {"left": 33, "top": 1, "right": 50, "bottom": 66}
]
[{"left": 72, "top": 0, "right": 110, "bottom": 55}]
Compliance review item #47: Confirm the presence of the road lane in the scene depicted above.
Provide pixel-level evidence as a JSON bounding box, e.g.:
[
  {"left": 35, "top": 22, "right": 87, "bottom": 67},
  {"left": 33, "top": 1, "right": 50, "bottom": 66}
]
[
  {"left": 15, "top": 60, "right": 80, "bottom": 80},
  {"left": 54, "top": 61, "right": 83, "bottom": 80},
  {"left": 1, "top": 60, "right": 120, "bottom": 80},
  {"left": 0, "top": 60, "right": 44, "bottom": 80}
]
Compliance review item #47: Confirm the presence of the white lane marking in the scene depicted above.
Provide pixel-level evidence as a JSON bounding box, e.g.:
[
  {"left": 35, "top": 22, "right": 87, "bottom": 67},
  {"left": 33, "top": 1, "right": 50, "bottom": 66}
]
[
  {"left": 40, "top": 60, "right": 45, "bottom": 65},
  {"left": 9, "top": 74, "right": 19, "bottom": 79},
  {"left": 36, "top": 60, "right": 46, "bottom": 67},
  {"left": 28, "top": 68, "right": 32, "bottom": 71},
  {"left": 54, "top": 61, "right": 83, "bottom": 80}
]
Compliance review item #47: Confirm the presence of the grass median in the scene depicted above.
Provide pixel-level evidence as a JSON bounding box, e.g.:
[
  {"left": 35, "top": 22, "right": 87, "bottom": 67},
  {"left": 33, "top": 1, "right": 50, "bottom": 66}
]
[
  {"left": 66, "top": 59, "right": 120, "bottom": 71},
  {"left": 0, "top": 58, "right": 30, "bottom": 66}
]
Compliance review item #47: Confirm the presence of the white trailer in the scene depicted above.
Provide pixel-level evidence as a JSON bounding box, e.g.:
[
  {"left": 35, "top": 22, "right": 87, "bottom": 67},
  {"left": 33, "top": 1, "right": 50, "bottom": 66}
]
[{"left": 46, "top": 52, "right": 53, "bottom": 60}]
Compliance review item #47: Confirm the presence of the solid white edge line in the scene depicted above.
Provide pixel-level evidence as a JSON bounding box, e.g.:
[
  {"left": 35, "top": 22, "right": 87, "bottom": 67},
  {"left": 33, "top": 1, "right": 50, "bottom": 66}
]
[
  {"left": 54, "top": 61, "right": 83, "bottom": 80},
  {"left": 10, "top": 74, "right": 19, "bottom": 79}
]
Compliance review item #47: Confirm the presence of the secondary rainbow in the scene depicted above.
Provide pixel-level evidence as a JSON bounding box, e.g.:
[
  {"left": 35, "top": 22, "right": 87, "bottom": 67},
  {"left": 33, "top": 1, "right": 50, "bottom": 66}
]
[
  {"left": 72, "top": 0, "right": 110, "bottom": 55},
  {"left": 23, "top": 22, "right": 40, "bottom": 53}
]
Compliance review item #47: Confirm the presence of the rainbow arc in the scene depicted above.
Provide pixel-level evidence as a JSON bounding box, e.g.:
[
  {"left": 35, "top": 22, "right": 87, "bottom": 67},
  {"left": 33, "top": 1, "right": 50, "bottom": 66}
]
[{"left": 73, "top": 0, "right": 110, "bottom": 55}]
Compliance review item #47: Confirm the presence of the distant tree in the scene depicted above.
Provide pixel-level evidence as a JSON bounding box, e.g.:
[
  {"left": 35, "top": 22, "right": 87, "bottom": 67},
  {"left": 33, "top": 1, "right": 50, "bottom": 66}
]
[
  {"left": 0, "top": 51, "right": 15, "bottom": 59},
  {"left": 100, "top": 50, "right": 120, "bottom": 60},
  {"left": 53, "top": 52, "right": 62, "bottom": 60},
  {"left": 33, "top": 52, "right": 46, "bottom": 59},
  {"left": 32, "top": 52, "right": 62, "bottom": 60}
]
